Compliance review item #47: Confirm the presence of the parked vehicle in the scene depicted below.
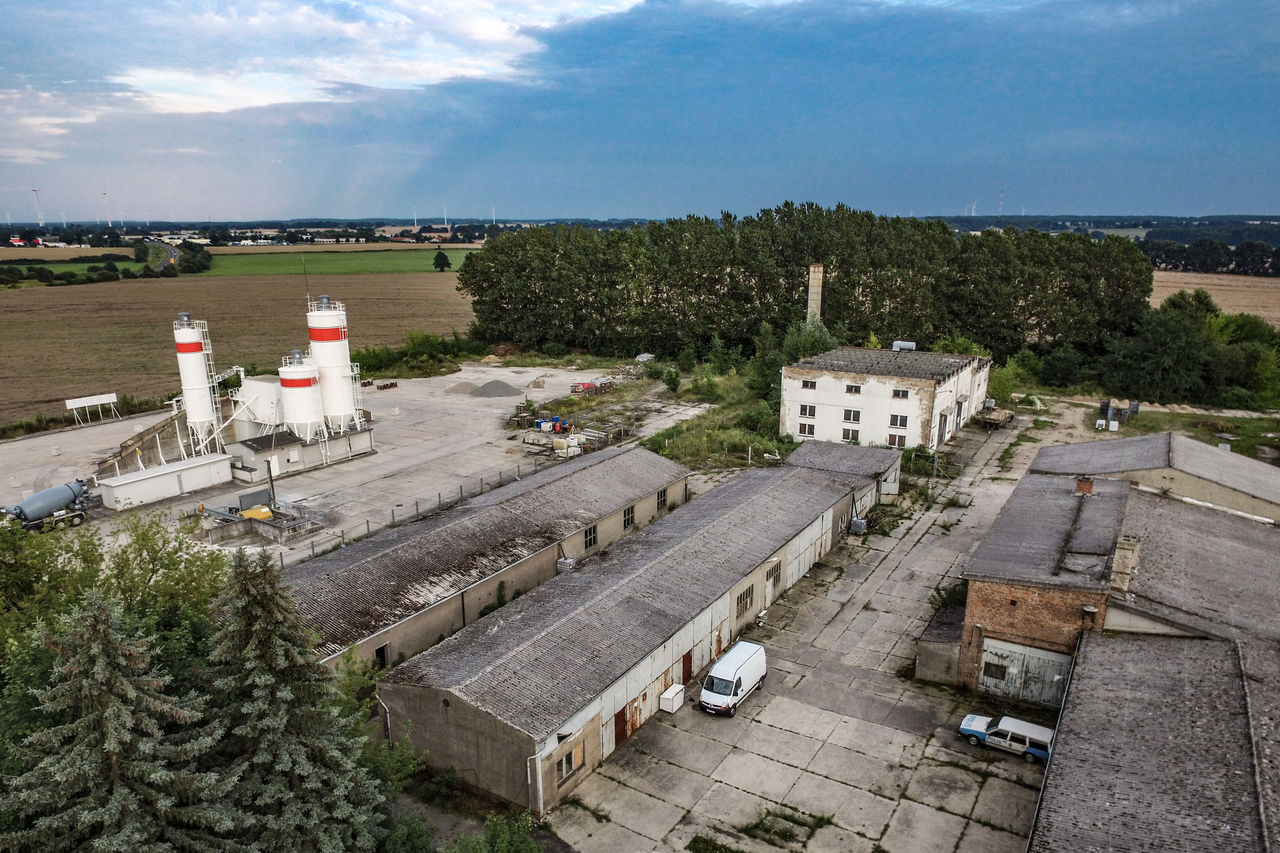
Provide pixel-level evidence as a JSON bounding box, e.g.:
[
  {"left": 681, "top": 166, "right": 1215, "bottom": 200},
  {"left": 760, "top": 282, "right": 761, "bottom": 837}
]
[
  {"left": 699, "top": 641, "right": 766, "bottom": 716},
  {"left": 3, "top": 480, "right": 90, "bottom": 532},
  {"left": 957, "top": 714, "right": 1054, "bottom": 763}
]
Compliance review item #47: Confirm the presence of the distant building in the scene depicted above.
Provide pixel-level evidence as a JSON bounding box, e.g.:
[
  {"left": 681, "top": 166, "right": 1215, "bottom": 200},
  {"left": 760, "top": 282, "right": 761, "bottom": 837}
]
[{"left": 780, "top": 347, "right": 991, "bottom": 450}]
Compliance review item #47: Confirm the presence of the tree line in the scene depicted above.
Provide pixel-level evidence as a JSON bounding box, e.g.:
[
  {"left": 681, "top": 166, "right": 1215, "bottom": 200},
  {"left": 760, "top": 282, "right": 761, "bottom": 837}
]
[
  {"left": 456, "top": 202, "right": 1280, "bottom": 409},
  {"left": 1137, "top": 237, "right": 1278, "bottom": 276}
]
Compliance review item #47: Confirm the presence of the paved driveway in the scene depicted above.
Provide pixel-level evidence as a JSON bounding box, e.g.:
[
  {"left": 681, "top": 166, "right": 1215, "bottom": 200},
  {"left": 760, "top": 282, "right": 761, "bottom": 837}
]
[{"left": 549, "top": 423, "right": 1048, "bottom": 852}]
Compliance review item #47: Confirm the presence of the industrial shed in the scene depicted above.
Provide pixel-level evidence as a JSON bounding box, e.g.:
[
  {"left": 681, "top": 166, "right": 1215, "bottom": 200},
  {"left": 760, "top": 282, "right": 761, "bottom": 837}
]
[
  {"left": 784, "top": 439, "right": 902, "bottom": 505},
  {"left": 1030, "top": 431, "right": 1280, "bottom": 521},
  {"left": 379, "top": 463, "right": 867, "bottom": 815},
  {"left": 286, "top": 446, "right": 689, "bottom": 667}
]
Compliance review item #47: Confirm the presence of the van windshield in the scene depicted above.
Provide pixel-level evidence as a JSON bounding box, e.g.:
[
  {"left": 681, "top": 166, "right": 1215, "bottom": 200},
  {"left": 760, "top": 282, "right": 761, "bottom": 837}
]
[{"left": 703, "top": 675, "right": 734, "bottom": 695}]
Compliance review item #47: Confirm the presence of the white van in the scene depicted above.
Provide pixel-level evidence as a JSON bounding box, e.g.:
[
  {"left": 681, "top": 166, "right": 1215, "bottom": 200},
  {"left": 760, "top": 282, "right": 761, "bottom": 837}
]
[{"left": 699, "top": 641, "right": 766, "bottom": 716}]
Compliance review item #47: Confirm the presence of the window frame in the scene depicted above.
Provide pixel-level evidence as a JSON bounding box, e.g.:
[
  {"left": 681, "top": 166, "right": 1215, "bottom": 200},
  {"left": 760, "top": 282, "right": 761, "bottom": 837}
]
[
  {"left": 800, "top": 379, "right": 817, "bottom": 390},
  {"left": 887, "top": 434, "right": 906, "bottom": 448},
  {"left": 890, "top": 413, "right": 909, "bottom": 429},
  {"left": 656, "top": 487, "right": 668, "bottom": 510},
  {"left": 584, "top": 524, "right": 598, "bottom": 549},
  {"left": 892, "top": 388, "right": 909, "bottom": 399},
  {"left": 845, "top": 384, "right": 861, "bottom": 395},
  {"left": 843, "top": 409, "right": 860, "bottom": 423},
  {"left": 799, "top": 403, "right": 816, "bottom": 418},
  {"left": 623, "top": 504, "right": 635, "bottom": 530},
  {"left": 842, "top": 428, "right": 859, "bottom": 443},
  {"left": 735, "top": 585, "right": 755, "bottom": 619},
  {"left": 798, "top": 423, "right": 815, "bottom": 437}
]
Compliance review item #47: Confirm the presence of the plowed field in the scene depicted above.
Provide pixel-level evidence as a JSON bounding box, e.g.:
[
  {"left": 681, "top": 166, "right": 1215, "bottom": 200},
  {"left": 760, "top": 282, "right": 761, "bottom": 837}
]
[{"left": 0, "top": 272, "right": 471, "bottom": 424}]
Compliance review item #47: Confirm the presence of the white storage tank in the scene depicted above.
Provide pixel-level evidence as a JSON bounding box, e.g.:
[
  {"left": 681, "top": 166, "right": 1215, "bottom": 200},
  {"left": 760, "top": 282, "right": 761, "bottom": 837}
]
[
  {"left": 173, "top": 313, "right": 218, "bottom": 447},
  {"left": 305, "top": 295, "right": 361, "bottom": 433},
  {"left": 279, "top": 349, "right": 325, "bottom": 442}
]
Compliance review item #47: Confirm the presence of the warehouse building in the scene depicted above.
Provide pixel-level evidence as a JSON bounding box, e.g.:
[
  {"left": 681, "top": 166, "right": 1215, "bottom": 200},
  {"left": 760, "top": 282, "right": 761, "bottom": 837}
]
[
  {"left": 379, "top": 451, "right": 885, "bottom": 815},
  {"left": 780, "top": 346, "right": 990, "bottom": 449},
  {"left": 287, "top": 445, "right": 689, "bottom": 667},
  {"left": 784, "top": 438, "right": 902, "bottom": 506}
]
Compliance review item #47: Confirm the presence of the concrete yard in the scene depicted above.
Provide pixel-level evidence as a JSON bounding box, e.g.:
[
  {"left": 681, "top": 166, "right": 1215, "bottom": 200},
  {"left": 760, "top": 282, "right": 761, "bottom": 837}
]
[{"left": 548, "top": 422, "right": 1050, "bottom": 853}]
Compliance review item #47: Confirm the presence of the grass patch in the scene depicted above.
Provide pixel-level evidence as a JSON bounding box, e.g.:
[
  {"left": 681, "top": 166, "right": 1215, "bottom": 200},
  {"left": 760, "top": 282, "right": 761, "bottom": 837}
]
[
  {"left": 996, "top": 430, "right": 1043, "bottom": 470},
  {"left": 1116, "top": 411, "right": 1280, "bottom": 461},
  {"left": 562, "top": 796, "right": 610, "bottom": 823},
  {"left": 640, "top": 374, "right": 796, "bottom": 470},
  {"left": 740, "top": 807, "right": 834, "bottom": 848},
  {"left": 197, "top": 247, "right": 474, "bottom": 276}
]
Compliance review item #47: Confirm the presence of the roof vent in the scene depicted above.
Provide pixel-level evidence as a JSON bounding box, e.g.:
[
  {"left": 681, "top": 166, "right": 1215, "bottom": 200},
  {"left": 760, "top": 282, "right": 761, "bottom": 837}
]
[{"left": 892, "top": 340, "right": 916, "bottom": 352}]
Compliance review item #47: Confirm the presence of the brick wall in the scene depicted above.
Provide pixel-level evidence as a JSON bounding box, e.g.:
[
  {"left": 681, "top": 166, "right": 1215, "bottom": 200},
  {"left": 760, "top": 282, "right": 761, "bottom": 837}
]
[{"left": 958, "top": 579, "right": 1108, "bottom": 689}]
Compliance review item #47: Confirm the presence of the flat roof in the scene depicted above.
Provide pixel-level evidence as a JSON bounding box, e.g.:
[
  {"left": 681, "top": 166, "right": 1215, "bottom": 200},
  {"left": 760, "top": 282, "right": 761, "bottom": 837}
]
[
  {"left": 286, "top": 446, "right": 688, "bottom": 658},
  {"left": 1030, "top": 632, "right": 1267, "bottom": 852},
  {"left": 788, "top": 346, "right": 989, "bottom": 382},
  {"left": 98, "top": 453, "right": 231, "bottom": 486},
  {"left": 1031, "top": 432, "right": 1280, "bottom": 507},
  {"left": 383, "top": 465, "right": 862, "bottom": 740},
  {"left": 962, "top": 473, "right": 1127, "bottom": 589},
  {"left": 785, "top": 439, "right": 899, "bottom": 480}
]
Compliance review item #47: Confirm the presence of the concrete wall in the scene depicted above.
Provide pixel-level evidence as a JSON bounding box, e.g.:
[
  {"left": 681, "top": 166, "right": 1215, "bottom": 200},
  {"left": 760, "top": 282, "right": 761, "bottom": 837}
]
[
  {"left": 99, "top": 455, "right": 233, "bottom": 510},
  {"left": 1123, "top": 470, "right": 1280, "bottom": 522},
  {"left": 229, "top": 429, "right": 376, "bottom": 484},
  {"left": 780, "top": 360, "right": 989, "bottom": 450},
  {"left": 559, "top": 481, "right": 687, "bottom": 563},
  {"left": 1103, "top": 604, "right": 1201, "bottom": 637},
  {"left": 958, "top": 578, "right": 1108, "bottom": 690},
  {"left": 379, "top": 684, "right": 537, "bottom": 811}
]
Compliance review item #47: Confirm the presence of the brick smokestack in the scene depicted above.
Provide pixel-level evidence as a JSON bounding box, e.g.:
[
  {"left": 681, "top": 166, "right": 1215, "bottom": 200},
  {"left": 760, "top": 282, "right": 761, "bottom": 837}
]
[{"left": 807, "top": 263, "right": 824, "bottom": 322}]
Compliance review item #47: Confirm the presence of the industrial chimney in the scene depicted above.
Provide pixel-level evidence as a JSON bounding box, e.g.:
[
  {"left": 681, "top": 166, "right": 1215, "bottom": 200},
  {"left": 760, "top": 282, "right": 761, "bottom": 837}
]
[{"left": 807, "top": 263, "right": 824, "bottom": 322}]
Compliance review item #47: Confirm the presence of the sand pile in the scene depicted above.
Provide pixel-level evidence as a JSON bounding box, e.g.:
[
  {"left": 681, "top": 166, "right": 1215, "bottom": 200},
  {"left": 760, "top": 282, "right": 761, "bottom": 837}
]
[
  {"left": 446, "top": 381, "right": 478, "bottom": 394},
  {"left": 471, "top": 380, "right": 522, "bottom": 398}
]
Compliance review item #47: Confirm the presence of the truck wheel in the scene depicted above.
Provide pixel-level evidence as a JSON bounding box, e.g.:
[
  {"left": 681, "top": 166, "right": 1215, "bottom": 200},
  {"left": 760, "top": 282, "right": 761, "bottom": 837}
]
[
  {"left": 70, "top": 514, "right": 85, "bottom": 527},
  {"left": 967, "top": 735, "right": 980, "bottom": 746},
  {"left": 53, "top": 519, "right": 66, "bottom": 530},
  {"left": 728, "top": 703, "right": 737, "bottom": 718}
]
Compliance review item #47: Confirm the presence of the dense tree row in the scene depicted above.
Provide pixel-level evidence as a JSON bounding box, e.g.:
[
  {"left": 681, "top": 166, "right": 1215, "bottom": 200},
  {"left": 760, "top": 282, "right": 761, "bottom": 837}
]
[
  {"left": 1137, "top": 238, "right": 1278, "bottom": 276},
  {"left": 457, "top": 203, "right": 1154, "bottom": 364},
  {"left": 1144, "top": 222, "right": 1280, "bottom": 248}
]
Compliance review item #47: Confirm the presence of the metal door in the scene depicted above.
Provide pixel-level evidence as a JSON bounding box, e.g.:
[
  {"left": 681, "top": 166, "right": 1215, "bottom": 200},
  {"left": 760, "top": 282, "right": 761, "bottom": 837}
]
[{"left": 979, "top": 639, "right": 1071, "bottom": 707}]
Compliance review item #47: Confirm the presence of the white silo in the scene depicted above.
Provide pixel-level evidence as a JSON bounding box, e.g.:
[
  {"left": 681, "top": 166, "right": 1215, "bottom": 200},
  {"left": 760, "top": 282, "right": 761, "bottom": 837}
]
[
  {"left": 173, "top": 313, "right": 219, "bottom": 451},
  {"left": 306, "top": 295, "right": 362, "bottom": 433},
  {"left": 278, "top": 350, "right": 325, "bottom": 442}
]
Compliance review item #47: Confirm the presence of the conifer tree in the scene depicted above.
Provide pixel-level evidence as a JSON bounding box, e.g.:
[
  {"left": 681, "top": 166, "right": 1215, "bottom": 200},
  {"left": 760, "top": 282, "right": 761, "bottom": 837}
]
[
  {"left": 207, "top": 549, "right": 384, "bottom": 851},
  {"left": 0, "top": 591, "right": 234, "bottom": 851}
]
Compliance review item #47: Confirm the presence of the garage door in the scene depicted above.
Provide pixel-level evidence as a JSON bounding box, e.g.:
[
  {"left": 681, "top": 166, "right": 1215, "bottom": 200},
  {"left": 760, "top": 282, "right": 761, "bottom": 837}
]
[{"left": 979, "top": 639, "right": 1072, "bottom": 707}]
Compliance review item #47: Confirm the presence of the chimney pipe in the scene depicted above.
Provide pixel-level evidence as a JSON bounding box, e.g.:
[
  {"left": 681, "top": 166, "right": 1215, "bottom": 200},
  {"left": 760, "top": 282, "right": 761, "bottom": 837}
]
[{"left": 806, "top": 264, "right": 824, "bottom": 322}]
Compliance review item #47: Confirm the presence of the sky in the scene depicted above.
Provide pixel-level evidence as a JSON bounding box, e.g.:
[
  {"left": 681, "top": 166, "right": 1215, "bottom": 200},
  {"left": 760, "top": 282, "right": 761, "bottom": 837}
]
[{"left": 1, "top": 0, "right": 1276, "bottom": 223}]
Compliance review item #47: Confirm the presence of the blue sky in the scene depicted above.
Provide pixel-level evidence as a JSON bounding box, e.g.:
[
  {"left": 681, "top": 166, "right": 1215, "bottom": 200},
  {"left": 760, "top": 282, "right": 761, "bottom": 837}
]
[{"left": 1, "top": 0, "right": 1276, "bottom": 222}]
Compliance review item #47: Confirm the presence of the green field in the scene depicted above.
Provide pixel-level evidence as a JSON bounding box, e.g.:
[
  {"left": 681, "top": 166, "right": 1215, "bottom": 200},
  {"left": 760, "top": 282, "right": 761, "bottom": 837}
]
[{"left": 200, "top": 248, "right": 473, "bottom": 276}]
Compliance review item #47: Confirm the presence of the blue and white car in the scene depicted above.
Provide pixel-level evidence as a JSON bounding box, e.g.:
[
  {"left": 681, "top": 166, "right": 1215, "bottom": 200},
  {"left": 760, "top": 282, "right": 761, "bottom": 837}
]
[{"left": 957, "top": 714, "right": 1054, "bottom": 763}]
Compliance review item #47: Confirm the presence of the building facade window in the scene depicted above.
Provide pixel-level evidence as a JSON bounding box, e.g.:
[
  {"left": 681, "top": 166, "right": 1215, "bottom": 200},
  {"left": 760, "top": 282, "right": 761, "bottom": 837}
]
[
  {"left": 767, "top": 563, "right": 781, "bottom": 588},
  {"left": 801, "top": 379, "right": 817, "bottom": 390},
  {"left": 799, "top": 404, "right": 816, "bottom": 418},
  {"left": 557, "top": 742, "right": 585, "bottom": 784},
  {"left": 623, "top": 505, "right": 635, "bottom": 529},
  {"left": 892, "top": 389, "right": 909, "bottom": 399},
  {"left": 798, "top": 423, "right": 815, "bottom": 436},
  {"left": 584, "top": 525, "right": 598, "bottom": 549},
  {"left": 656, "top": 487, "right": 668, "bottom": 510},
  {"left": 846, "top": 384, "right": 861, "bottom": 394},
  {"left": 843, "top": 409, "right": 860, "bottom": 423},
  {"left": 890, "top": 414, "right": 908, "bottom": 429},
  {"left": 736, "top": 585, "right": 755, "bottom": 619},
  {"left": 887, "top": 434, "right": 906, "bottom": 448},
  {"left": 842, "top": 428, "right": 859, "bottom": 443}
]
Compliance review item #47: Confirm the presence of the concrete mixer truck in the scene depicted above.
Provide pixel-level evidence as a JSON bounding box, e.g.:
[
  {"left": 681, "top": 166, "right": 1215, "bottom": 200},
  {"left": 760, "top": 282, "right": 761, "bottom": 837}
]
[{"left": 3, "top": 480, "right": 90, "bottom": 532}]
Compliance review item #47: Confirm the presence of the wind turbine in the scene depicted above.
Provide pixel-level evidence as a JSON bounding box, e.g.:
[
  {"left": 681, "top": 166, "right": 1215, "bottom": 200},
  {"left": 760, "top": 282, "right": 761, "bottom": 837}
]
[
  {"left": 102, "top": 192, "right": 112, "bottom": 228},
  {"left": 31, "top": 188, "right": 43, "bottom": 228}
]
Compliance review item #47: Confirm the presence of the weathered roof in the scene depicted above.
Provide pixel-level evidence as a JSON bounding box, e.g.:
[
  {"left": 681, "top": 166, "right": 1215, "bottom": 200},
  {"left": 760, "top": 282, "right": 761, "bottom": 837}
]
[
  {"left": 785, "top": 439, "right": 899, "bottom": 480},
  {"left": 1030, "top": 632, "right": 1268, "bottom": 852},
  {"left": 1031, "top": 432, "right": 1280, "bottom": 508},
  {"left": 383, "top": 465, "right": 861, "bottom": 740},
  {"left": 962, "top": 473, "right": 1127, "bottom": 589},
  {"left": 1118, "top": 490, "right": 1280, "bottom": 642},
  {"left": 286, "top": 446, "right": 688, "bottom": 658},
  {"left": 237, "top": 431, "right": 306, "bottom": 452},
  {"left": 788, "top": 346, "right": 989, "bottom": 382}
]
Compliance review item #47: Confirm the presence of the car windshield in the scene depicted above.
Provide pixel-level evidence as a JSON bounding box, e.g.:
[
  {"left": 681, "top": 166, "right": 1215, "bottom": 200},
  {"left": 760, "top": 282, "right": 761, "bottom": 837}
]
[{"left": 703, "top": 675, "right": 734, "bottom": 695}]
